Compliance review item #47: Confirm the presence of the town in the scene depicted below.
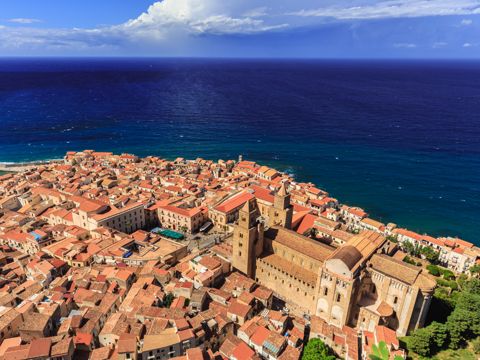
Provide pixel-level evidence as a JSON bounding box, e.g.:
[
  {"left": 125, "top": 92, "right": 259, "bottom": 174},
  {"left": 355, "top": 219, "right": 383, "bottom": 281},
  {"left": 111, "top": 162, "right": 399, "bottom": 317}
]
[{"left": 0, "top": 150, "right": 477, "bottom": 360}]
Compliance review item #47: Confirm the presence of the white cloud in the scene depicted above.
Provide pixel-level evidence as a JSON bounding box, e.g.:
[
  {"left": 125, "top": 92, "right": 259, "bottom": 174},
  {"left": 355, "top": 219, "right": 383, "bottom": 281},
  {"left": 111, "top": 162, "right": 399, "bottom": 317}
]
[
  {"left": 0, "top": 0, "right": 479, "bottom": 55},
  {"left": 463, "top": 42, "right": 473, "bottom": 47},
  {"left": 7, "top": 18, "right": 41, "bottom": 24},
  {"left": 122, "top": 0, "right": 287, "bottom": 35},
  {"left": 0, "top": 0, "right": 289, "bottom": 53},
  {"left": 290, "top": 0, "right": 480, "bottom": 20},
  {"left": 393, "top": 42, "right": 417, "bottom": 48}
]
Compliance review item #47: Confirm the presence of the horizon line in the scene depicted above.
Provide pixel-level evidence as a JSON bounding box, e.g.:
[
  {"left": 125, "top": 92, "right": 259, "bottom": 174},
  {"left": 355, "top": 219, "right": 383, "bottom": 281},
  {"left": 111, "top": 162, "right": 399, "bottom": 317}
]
[{"left": 1, "top": 55, "right": 480, "bottom": 61}]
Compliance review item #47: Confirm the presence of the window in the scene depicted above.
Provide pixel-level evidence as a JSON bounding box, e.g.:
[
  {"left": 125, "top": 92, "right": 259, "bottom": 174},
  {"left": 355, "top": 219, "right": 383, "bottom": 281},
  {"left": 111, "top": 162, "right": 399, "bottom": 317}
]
[
  {"left": 324, "top": 288, "right": 328, "bottom": 296},
  {"left": 393, "top": 296, "right": 398, "bottom": 304},
  {"left": 336, "top": 293, "right": 341, "bottom": 302}
]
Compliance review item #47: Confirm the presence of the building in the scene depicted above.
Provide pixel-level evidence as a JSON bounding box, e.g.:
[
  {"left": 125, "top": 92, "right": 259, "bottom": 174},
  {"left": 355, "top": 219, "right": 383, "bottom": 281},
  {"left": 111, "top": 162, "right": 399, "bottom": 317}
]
[
  {"left": 210, "top": 191, "right": 255, "bottom": 233},
  {"left": 232, "top": 191, "right": 435, "bottom": 336},
  {"left": 157, "top": 205, "right": 206, "bottom": 234}
]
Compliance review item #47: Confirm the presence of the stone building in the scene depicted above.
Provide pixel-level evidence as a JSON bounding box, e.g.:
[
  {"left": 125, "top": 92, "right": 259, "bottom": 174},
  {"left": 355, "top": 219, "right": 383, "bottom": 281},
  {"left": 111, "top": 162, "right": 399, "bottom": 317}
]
[{"left": 232, "top": 188, "right": 435, "bottom": 336}]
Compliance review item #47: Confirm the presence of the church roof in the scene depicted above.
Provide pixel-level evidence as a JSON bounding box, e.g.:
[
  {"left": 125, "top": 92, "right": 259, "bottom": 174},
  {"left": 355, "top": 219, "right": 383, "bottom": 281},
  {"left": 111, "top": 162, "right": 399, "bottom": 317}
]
[
  {"left": 325, "top": 230, "right": 386, "bottom": 273},
  {"left": 347, "top": 231, "right": 386, "bottom": 259},
  {"left": 369, "top": 254, "right": 436, "bottom": 292},
  {"left": 376, "top": 301, "right": 394, "bottom": 317},
  {"left": 265, "top": 226, "right": 334, "bottom": 263},
  {"left": 330, "top": 246, "right": 363, "bottom": 270}
]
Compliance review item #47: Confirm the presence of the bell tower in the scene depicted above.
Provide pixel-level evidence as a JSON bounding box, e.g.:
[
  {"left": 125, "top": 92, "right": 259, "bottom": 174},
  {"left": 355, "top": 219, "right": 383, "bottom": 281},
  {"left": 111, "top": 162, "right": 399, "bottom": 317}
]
[
  {"left": 269, "top": 182, "right": 293, "bottom": 229},
  {"left": 232, "top": 198, "right": 263, "bottom": 278}
]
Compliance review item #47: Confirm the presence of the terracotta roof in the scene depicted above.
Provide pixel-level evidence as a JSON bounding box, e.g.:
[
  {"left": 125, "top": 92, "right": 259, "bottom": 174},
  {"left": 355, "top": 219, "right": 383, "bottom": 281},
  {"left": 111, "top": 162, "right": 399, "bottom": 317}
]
[
  {"left": 331, "top": 245, "right": 363, "bottom": 270},
  {"left": 158, "top": 205, "right": 202, "bottom": 218},
  {"left": 214, "top": 192, "right": 254, "bottom": 213},
  {"left": 250, "top": 326, "right": 270, "bottom": 346},
  {"left": 27, "top": 338, "right": 52, "bottom": 358},
  {"left": 369, "top": 254, "right": 435, "bottom": 292},
  {"left": 265, "top": 226, "right": 334, "bottom": 263},
  {"left": 375, "top": 325, "right": 399, "bottom": 348},
  {"left": 228, "top": 300, "right": 251, "bottom": 319},
  {"left": 250, "top": 185, "right": 274, "bottom": 203},
  {"left": 232, "top": 341, "right": 255, "bottom": 360},
  {"left": 376, "top": 302, "right": 394, "bottom": 317}
]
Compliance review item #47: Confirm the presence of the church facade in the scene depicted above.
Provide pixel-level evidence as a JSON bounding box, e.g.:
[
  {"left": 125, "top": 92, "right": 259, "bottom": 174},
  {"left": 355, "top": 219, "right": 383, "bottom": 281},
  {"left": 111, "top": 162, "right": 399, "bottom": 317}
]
[{"left": 231, "top": 185, "right": 435, "bottom": 336}]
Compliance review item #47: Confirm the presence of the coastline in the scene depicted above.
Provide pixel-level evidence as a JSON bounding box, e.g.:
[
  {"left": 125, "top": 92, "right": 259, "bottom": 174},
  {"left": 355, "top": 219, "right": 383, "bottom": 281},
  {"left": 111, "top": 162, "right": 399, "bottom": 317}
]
[
  {"left": 0, "top": 152, "right": 473, "bottom": 244},
  {"left": 0, "top": 158, "right": 63, "bottom": 172}
]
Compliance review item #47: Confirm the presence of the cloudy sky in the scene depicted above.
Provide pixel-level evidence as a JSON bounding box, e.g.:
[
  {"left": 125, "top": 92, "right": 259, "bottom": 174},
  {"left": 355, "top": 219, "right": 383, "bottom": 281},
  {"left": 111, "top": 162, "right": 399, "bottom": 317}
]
[{"left": 0, "top": 0, "right": 479, "bottom": 57}]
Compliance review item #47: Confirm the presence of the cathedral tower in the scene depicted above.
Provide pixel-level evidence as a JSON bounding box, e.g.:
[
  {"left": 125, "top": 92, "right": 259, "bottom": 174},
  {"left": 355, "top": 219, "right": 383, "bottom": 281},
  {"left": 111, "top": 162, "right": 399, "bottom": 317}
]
[
  {"left": 269, "top": 182, "right": 293, "bottom": 229},
  {"left": 232, "top": 198, "right": 264, "bottom": 278}
]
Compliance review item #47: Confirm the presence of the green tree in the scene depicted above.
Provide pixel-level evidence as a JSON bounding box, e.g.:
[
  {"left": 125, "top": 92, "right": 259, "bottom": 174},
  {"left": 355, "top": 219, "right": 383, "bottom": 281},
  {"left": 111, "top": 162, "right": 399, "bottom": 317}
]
[
  {"left": 408, "top": 327, "right": 433, "bottom": 357},
  {"left": 443, "top": 269, "right": 456, "bottom": 281},
  {"left": 407, "top": 323, "right": 447, "bottom": 357},
  {"left": 427, "top": 264, "right": 441, "bottom": 276},
  {"left": 302, "top": 339, "right": 336, "bottom": 360},
  {"left": 429, "top": 322, "right": 448, "bottom": 350},
  {"left": 447, "top": 308, "right": 473, "bottom": 348},
  {"left": 386, "top": 235, "right": 398, "bottom": 243},
  {"left": 465, "top": 278, "right": 480, "bottom": 294},
  {"left": 470, "top": 265, "right": 480, "bottom": 278},
  {"left": 420, "top": 246, "right": 440, "bottom": 264},
  {"left": 162, "top": 293, "right": 175, "bottom": 308},
  {"left": 402, "top": 241, "right": 415, "bottom": 255}
]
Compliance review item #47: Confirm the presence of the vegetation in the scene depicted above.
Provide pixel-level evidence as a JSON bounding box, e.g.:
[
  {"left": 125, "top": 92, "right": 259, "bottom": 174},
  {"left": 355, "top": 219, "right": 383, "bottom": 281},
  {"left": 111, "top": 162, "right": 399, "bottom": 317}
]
[
  {"left": 403, "top": 256, "right": 421, "bottom": 267},
  {"left": 420, "top": 246, "right": 440, "bottom": 264},
  {"left": 403, "top": 278, "right": 480, "bottom": 358},
  {"left": 402, "top": 241, "right": 421, "bottom": 257},
  {"left": 469, "top": 264, "right": 480, "bottom": 277},
  {"left": 162, "top": 293, "right": 175, "bottom": 308},
  {"left": 427, "top": 264, "right": 441, "bottom": 276},
  {"left": 302, "top": 338, "right": 336, "bottom": 360},
  {"left": 402, "top": 240, "right": 440, "bottom": 264},
  {"left": 369, "top": 341, "right": 403, "bottom": 360},
  {"left": 386, "top": 235, "right": 398, "bottom": 243},
  {"left": 471, "top": 337, "right": 480, "bottom": 354},
  {"left": 436, "top": 278, "right": 458, "bottom": 290}
]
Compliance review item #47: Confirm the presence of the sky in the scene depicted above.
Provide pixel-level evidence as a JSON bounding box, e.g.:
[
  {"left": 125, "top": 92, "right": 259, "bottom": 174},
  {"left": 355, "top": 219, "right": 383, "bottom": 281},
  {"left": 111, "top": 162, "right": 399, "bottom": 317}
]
[{"left": 0, "top": 0, "right": 479, "bottom": 58}]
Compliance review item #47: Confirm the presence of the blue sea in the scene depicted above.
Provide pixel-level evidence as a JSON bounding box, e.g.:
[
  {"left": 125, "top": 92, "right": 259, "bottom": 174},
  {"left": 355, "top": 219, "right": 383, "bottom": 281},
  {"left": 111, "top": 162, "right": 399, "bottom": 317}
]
[{"left": 0, "top": 58, "right": 479, "bottom": 243}]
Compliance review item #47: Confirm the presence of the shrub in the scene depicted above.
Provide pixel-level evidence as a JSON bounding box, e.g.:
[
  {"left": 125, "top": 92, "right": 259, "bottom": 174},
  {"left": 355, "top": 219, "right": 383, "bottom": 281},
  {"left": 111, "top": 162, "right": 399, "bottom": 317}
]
[
  {"left": 472, "top": 337, "right": 480, "bottom": 354},
  {"left": 427, "top": 264, "right": 441, "bottom": 276},
  {"left": 443, "top": 270, "right": 456, "bottom": 281},
  {"left": 302, "top": 338, "right": 335, "bottom": 360},
  {"left": 403, "top": 256, "right": 416, "bottom": 265},
  {"left": 436, "top": 278, "right": 458, "bottom": 289}
]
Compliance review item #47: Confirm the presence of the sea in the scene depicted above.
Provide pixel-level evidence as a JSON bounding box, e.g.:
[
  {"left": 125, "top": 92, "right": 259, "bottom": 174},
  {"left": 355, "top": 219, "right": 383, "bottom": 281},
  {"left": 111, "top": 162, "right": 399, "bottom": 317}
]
[{"left": 0, "top": 58, "right": 479, "bottom": 243}]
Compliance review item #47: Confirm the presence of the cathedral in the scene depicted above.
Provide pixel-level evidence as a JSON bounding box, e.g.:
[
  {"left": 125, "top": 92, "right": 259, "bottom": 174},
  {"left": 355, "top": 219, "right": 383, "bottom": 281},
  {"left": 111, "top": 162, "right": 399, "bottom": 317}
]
[{"left": 231, "top": 184, "right": 435, "bottom": 336}]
